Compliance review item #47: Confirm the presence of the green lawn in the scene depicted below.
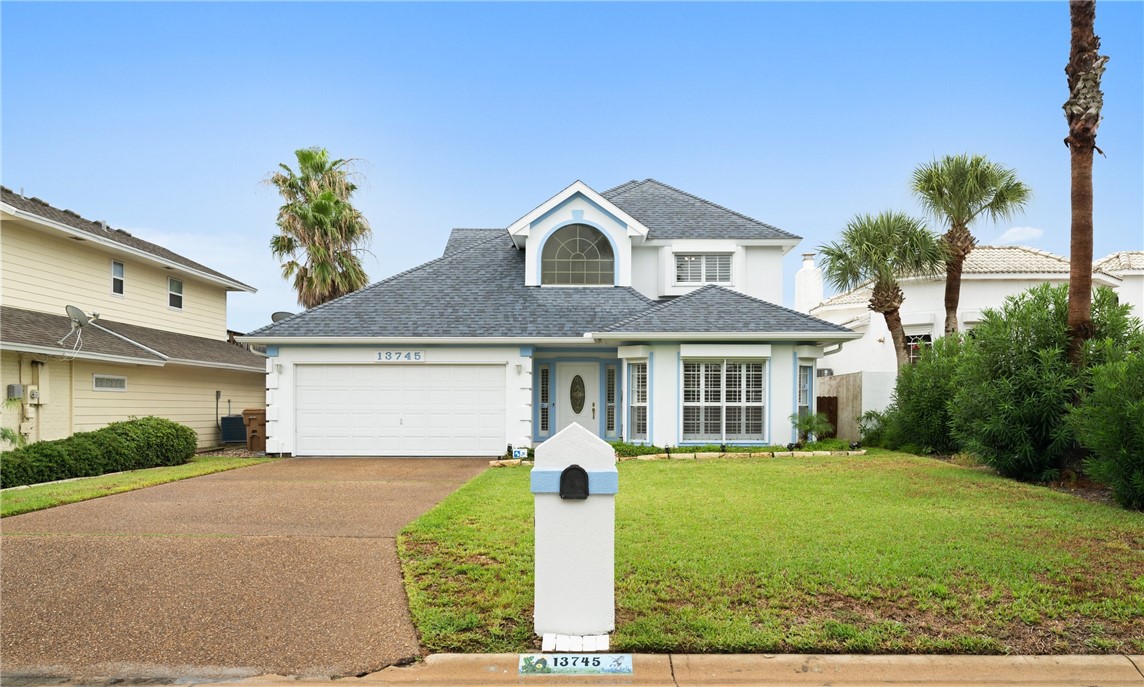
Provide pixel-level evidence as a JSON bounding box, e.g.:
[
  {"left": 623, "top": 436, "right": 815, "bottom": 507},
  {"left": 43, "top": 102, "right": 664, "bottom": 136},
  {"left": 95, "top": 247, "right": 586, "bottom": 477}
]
[
  {"left": 398, "top": 452, "right": 1144, "bottom": 655},
  {"left": 0, "top": 454, "right": 274, "bottom": 517}
]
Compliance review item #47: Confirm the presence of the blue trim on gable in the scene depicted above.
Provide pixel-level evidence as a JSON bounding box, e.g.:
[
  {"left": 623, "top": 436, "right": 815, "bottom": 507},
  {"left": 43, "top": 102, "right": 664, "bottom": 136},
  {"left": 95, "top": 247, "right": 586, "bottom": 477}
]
[
  {"left": 265, "top": 346, "right": 279, "bottom": 357},
  {"left": 534, "top": 218, "right": 621, "bottom": 286},
  {"left": 528, "top": 191, "right": 628, "bottom": 232},
  {"left": 519, "top": 346, "right": 535, "bottom": 357}
]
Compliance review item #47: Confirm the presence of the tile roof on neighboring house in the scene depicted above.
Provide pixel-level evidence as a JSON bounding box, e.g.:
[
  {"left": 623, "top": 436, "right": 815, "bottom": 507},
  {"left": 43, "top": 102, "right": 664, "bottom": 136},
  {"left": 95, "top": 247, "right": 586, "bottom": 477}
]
[
  {"left": 0, "top": 186, "right": 254, "bottom": 291},
  {"left": 1094, "top": 251, "right": 1144, "bottom": 272},
  {"left": 601, "top": 179, "right": 800, "bottom": 242},
  {"left": 442, "top": 228, "right": 504, "bottom": 256},
  {"left": 0, "top": 306, "right": 264, "bottom": 370},
  {"left": 600, "top": 285, "right": 855, "bottom": 336},
  {"left": 248, "top": 234, "right": 655, "bottom": 339},
  {"left": 812, "top": 245, "right": 1120, "bottom": 311},
  {"left": 963, "top": 245, "right": 1099, "bottom": 275}
]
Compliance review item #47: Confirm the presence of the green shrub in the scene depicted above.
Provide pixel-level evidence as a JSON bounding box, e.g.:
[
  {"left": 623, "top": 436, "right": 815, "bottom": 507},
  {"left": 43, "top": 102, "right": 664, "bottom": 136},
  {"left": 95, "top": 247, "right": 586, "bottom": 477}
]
[
  {"left": 0, "top": 416, "right": 196, "bottom": 488},
  {"left": 1070, "top": 339, "right": 1144, "bottom": 509},
  {"left": 884, "top": 334, "right": 965, "bottom": 455},
  {"left": 949, "top": 284, "right": 1138, "bottom": 482},
  {"left": 790, "top": 412, "right": 835, "bottom": 442},
  {"left": 857, "top": 410, "right": 890, "bottom": 447},
  {"left": 802, "top": 438, "right": 850, "bottom": 452},
  {"left": 609, "top": 441, "right": 665, "bottom": 457}
]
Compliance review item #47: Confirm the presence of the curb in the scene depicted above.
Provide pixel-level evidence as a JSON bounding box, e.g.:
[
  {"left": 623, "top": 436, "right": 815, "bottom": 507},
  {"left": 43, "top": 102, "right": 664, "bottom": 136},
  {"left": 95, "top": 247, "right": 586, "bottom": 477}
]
[{"left": 224, "top": 653, "right": 1144, "bottom": 686}]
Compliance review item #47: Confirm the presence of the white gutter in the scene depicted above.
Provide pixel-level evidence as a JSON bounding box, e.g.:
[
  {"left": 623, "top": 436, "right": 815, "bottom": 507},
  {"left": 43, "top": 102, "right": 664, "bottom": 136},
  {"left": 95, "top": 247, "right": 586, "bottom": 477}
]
[
  {"left": 0, "top": 342, "right": 166, "bottom": 366},
  {"left": 2, "top": 203, "right": 256, "bottom": 293},
  {"left": 235, "top": 335, "right": 599, "bottom": 346},
  {"left": 589, "top": 331, "right": 862, "bottom": 342},
  {"left": 165, "top": 358, "right": 265, "bottom": 373}
]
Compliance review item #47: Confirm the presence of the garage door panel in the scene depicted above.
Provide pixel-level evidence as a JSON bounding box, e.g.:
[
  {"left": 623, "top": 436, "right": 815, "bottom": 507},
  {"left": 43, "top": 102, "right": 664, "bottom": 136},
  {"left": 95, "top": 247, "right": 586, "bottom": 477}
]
[{"left": 294, "top": 364, "right": 507, "bottom": 457}]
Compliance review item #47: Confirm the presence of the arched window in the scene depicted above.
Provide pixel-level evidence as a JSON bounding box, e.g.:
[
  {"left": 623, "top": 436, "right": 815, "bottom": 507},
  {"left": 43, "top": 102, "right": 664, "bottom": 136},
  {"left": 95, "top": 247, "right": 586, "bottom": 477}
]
[{"left": 540, "top": 224, "right": 615, "bottom": 285}]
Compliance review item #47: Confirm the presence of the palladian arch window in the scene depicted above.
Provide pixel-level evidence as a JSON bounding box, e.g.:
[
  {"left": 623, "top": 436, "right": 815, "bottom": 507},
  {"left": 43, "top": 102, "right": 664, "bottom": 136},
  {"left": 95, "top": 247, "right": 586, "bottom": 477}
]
[{"left": 540, "top": 224, "right": 615, "bottom": 285}]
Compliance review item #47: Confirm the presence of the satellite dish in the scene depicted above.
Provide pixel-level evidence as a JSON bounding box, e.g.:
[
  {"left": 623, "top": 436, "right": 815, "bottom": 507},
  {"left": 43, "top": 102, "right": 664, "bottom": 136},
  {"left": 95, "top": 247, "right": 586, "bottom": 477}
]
[
  {"left": 65, "top": 304, "right": 90, "bottom": 327},
  {"left": 271, "top": 311, "right": 295, "bottom": 323}
]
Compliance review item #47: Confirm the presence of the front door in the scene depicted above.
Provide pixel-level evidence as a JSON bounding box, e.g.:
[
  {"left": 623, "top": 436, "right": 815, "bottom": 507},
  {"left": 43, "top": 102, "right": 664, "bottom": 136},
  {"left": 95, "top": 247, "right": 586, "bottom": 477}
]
[{"left": 556, "top": 363, "right": 600, "bottom": 435}]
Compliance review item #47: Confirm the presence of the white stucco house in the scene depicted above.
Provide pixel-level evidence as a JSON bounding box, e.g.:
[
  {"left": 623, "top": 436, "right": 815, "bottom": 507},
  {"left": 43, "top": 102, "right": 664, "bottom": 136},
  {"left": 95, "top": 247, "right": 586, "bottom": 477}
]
[
  {"left": 799, "top": 245, "right": 1137, "bottom": 440},
  {"left": 240, "top": 179, "right": 859, "bottom": 456}
]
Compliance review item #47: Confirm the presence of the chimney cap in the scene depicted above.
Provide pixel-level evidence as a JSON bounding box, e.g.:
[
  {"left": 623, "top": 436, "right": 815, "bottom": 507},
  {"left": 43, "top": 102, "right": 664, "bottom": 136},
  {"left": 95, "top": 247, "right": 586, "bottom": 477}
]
[{"left": 801, "top": 252, "right": 815, "bottom": 259}]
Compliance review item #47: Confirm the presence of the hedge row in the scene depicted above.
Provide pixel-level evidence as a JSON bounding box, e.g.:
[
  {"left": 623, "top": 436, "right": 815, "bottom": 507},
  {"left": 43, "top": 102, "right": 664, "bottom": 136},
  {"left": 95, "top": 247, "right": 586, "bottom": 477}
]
[{"left": 0, "top": 416, "right": 196, "bottom": 488}]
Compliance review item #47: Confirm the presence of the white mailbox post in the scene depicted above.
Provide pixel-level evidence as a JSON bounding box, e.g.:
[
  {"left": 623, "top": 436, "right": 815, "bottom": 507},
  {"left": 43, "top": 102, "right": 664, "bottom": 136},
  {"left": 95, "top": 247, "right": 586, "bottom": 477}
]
[{"left": 531, "top": 422, "right": 617, "bottom": 637}]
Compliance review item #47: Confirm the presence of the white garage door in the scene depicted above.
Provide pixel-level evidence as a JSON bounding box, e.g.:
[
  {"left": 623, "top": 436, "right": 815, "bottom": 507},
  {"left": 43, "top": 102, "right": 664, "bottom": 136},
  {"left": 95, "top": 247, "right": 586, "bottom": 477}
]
[{"left": 294, "top": 364, "right": 506, "bottom": 456}]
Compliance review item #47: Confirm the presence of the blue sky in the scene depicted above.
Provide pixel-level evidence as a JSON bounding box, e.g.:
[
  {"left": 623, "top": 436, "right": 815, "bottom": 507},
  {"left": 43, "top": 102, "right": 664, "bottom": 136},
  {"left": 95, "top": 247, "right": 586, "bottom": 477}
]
[{"left": 3, "top": 1, "right": 1142, "bottom": 333}]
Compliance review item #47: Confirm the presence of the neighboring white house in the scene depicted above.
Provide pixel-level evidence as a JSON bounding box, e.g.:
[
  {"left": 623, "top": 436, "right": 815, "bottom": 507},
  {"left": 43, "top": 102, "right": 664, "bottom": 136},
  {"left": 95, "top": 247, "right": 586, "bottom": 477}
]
[
  {"left": 1094, "top": 251, "right": 1144, "bottom": 320},
  {"left": 240, "top": 179, "right": 859, "bottom": 456},
  {"left": 799, "top": 245, "right": 1131, "bottom": 440}
]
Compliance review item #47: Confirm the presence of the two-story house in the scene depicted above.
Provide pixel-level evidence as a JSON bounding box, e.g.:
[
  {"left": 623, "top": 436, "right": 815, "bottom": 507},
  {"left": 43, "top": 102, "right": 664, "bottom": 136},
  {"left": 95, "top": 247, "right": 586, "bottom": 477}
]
[
  {"left": 241, "top": 179, "right": 858, "bottom": 456},
  {"left": 1, "top": 187, "right": 265, "bottom": 449}
]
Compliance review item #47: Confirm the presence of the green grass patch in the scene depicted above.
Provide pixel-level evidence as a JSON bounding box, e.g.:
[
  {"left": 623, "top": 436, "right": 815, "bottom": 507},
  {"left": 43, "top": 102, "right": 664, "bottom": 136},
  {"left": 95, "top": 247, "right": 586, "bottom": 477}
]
[
  {"left": 1, "top": 454, "right": 273, "bottom": 517},
  {"left": 399, "top": 452, "right": 1144, "bottom": 654}
]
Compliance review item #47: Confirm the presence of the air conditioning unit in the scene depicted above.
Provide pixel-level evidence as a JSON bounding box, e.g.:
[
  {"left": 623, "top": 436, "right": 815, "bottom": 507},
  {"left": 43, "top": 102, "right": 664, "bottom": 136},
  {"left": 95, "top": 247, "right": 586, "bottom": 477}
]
[{"left": 816, "top": 368, "right": 834, "bottom": 378}]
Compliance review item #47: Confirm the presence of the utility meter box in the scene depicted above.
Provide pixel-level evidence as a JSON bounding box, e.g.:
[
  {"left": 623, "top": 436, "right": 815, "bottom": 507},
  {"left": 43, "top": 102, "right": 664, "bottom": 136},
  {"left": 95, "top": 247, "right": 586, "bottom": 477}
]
[{"left": 530, "top": 422, "right": 617, "bottom": 636}]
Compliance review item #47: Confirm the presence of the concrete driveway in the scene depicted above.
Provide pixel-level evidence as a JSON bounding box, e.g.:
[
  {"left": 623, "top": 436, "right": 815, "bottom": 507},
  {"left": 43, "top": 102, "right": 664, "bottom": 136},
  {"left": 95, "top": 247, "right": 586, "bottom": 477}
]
[{"left": 0, "top": 457, "right": 487, "bottom": 681}]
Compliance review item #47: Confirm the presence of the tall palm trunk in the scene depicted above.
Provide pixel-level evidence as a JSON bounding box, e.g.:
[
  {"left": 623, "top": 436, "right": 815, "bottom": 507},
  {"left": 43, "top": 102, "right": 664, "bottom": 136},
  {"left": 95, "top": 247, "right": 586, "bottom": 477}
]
[
  {"left": 883, "top": 307, "right": 910, "bottom": 368},
  {"left": 872, "top": 282, "right": 909, "bottom": 367},
  {"left": 942, "top": 224, "right": 975, "bottom": 334},
  {"left": 1063, "top": 0, "right": 1106, "bottom": 366}
]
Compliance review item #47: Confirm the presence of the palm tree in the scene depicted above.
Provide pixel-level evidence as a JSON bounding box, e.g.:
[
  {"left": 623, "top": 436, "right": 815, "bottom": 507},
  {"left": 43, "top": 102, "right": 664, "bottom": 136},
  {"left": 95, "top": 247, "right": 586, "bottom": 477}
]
[
  {"left": 268, "top": 147, "right": 372, "bottom": 309},
  {"left": 912, "top": 154, "right": 1032, "bottom": 335},
  {"left": 819, "top": 211, "right": 946, "bottom": 368},
  {"left": 1063, "top": 0, "right": 1107, "bottom": 366}
]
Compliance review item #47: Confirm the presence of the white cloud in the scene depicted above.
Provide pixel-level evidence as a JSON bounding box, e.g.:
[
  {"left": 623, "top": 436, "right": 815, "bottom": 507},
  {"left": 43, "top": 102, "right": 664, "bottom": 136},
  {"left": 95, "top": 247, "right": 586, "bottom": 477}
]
[{"left": 993, "top": 226, "right": 1044, "bottom": 245}]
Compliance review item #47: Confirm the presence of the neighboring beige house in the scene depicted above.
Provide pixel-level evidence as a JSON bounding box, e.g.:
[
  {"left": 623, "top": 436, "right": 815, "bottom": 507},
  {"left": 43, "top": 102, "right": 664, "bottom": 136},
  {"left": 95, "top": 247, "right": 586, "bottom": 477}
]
[
  {"left": 1, "top": 187, "right": 265, "bottom": 449},
  {"left": 799, "top": 245, "right": 1127, "bottom": 440}
]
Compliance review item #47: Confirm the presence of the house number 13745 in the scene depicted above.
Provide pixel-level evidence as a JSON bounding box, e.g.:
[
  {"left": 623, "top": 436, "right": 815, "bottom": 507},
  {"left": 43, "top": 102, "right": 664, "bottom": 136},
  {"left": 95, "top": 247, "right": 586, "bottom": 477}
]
[{"left": 377, "top": 351, "right": 424, "bottom": 361}]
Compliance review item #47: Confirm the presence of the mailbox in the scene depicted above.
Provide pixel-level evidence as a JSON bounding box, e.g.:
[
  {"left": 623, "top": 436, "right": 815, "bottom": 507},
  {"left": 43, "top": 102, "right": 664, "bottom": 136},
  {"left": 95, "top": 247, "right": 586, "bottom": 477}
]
[
  {"left": 559, "top": 464, "right": 589, "bottom": 500},
  {"left": 531, "top": 422, "right": 617, "bottom": 636}
]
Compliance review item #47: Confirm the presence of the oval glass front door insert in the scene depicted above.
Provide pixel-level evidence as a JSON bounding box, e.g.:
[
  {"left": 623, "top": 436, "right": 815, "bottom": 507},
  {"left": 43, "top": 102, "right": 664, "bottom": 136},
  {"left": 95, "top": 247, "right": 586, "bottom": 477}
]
[{"left": 570, "top": 375, "right": 586, "bottom": 414}]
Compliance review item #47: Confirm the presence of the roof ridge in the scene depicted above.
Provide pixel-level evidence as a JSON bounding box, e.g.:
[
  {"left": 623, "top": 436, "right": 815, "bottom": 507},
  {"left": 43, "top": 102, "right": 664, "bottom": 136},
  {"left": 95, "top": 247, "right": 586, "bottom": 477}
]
[
  {"left": 600, "top": 179, "right": 644, "bottom": 198},
  {"left": 247, "top": 231, "right": 512, "bottom": 335},
  {"left": 636, "top": 179, "right": 798, "bottom": 239},
  {"left": 975, "top": 244, "right": 1069, "bottom": 263}
]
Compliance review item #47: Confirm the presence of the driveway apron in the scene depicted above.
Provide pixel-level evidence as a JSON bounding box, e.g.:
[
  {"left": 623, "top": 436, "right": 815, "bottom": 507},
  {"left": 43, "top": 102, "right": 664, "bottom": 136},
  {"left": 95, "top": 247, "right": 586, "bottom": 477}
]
[{"left": 0, "top": 457, "right": 487, "bottom": 680}]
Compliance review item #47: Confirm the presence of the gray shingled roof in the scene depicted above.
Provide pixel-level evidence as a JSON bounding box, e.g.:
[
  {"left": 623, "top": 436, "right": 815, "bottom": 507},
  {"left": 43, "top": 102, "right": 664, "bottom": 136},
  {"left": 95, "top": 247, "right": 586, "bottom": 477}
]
[
  {"left": 1, "top": 186, "right": 253, "bottom": 290},
  {"left": 95, "top": 319, "right": 265, "bottom": 370},
  {"left": 602, "top": 179, "right": 800, "bottom": 241},
  {"left": 443, "top": 228, "right": 504, "bottom": 256},
  {"left": 602, "top": 285, "right": 854, "bottom": 335},
  {"left": 1, "top": 306, "right": 166, "bottom": 363},
  {"left": 248, "top": 234, "right": 655, "bottom": 338},
  {"left": 1, "top": 306, "right": 263, "bottom": 369}
]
